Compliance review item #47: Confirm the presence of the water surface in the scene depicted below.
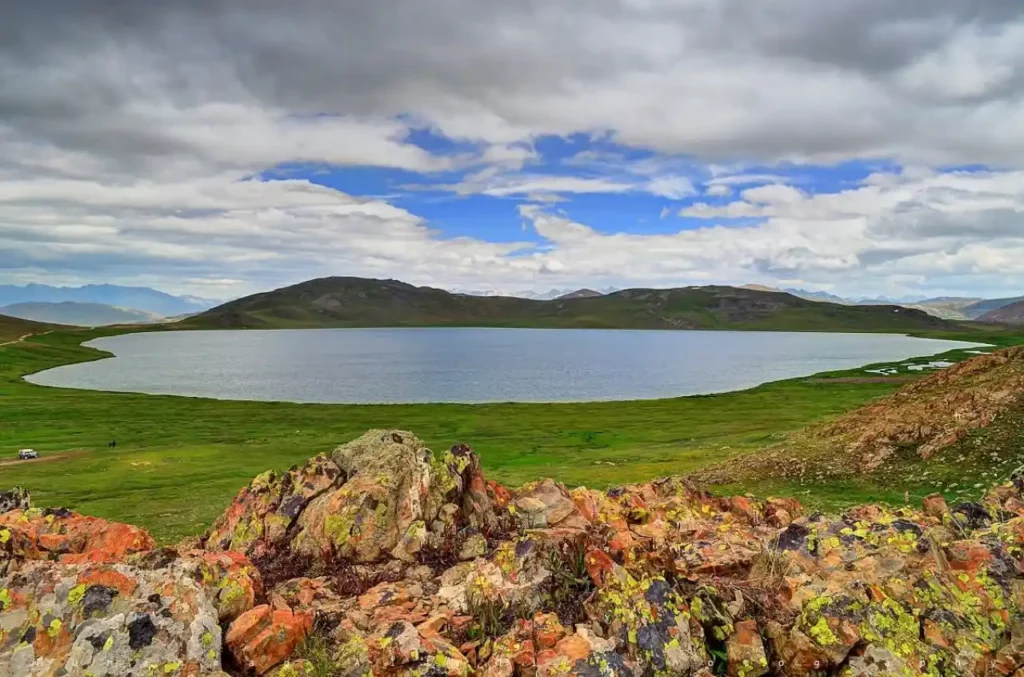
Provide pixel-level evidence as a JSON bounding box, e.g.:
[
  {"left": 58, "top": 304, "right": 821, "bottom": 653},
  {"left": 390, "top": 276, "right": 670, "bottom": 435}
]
[{"left": 27, "top": 328, "right": 981, "bottom": 404}]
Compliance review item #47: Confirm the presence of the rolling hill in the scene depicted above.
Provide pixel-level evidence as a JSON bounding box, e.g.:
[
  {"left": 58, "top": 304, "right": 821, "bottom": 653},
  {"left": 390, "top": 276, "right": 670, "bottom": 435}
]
[
  {"left": 0, "top": 313, "right": 61, "bottom": 343},
  {"left": 182, "top": 276, "right": 957, "bottom": 333},
  {"left": 980, "top": 299, "right": 1024, "bottom": 324},
  {"left": 0, "top": 302, "right": 162, "bottom": 327}
]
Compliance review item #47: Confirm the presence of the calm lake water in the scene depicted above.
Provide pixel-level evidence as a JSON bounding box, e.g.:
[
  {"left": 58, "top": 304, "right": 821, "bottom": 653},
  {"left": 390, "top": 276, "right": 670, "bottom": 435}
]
[
  {"left": 25, "top": 327, "right": 983, "bottom": 401},
  {"left": 27, "top": 328, "right": 981, "bottom": 404}
]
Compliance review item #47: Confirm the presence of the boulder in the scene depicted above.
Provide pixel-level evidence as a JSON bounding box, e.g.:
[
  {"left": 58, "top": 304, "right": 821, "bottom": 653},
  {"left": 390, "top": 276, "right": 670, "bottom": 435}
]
[
  {"left": 0, "top": 488, "right": 30, "bottom": 515},
  {"left": 207, "top": 431, "right": 500, "bottom": 570},
  {"left": 0, "top": 559, "right": 222, "bottom": 676},
  {"left": 225, "top": 604, "right": 312, "bottom": 675},
  {"left": 0, "top": 507, "right": 155, "bottom": 565}
]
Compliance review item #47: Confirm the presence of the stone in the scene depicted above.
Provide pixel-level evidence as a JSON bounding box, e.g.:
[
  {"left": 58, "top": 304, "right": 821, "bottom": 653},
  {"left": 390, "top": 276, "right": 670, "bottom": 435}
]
[
  {"left": 0, "top": 559, "right": 222, "bottom": 676},
  {"left": 922, "top": 493, "right": 948, "bottom": 518},
  {"left": 513, "top": 479, "right": 582, "bottom": 530},
  {"left": 0, "top": 508, "right": 155, "bottom": 564},
  {"left": 0, "top": 488, "right": 30, "bottom": 515},
  {"left": 458, "top": 533, "right": 487, "bottom": 561},
  {"left": 225, "top": 604, "right": 312, "bottom": 675},
  {"left": 726, "top": 620, "right": 768, "bottom": 677}
]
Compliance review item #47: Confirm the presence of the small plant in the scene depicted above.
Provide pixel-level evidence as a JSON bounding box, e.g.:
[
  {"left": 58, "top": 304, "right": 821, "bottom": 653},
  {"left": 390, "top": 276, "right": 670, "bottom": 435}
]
[
  {"left": 295, "top": 618, "right": 339, "bottom": 677},
  {"left": 466, "top": 592, "right": 537, "bottom": 640},
  {"left": 542, "top": 538, "right": 596, "bottom": 626}
]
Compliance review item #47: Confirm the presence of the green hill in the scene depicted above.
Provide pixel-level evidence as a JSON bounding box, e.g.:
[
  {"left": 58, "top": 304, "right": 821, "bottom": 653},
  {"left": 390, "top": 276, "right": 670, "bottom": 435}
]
[
  {"left": 0, "top": 313, "right": 61, "bottom": 343},
  {"left": 182, "top": 276, "right": 957, "bottom": 332}
]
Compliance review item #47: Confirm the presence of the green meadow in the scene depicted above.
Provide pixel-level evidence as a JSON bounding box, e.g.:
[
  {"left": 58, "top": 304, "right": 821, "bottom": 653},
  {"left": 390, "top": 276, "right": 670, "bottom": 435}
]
[{"left": 1, "top": 323, "right": 1022, "bottom": 542}]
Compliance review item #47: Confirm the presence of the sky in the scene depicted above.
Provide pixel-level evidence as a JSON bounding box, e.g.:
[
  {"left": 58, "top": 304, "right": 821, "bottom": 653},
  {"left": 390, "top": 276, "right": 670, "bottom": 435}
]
[{"left": 2, "top": 1, "right": 1024, "bottom": 301}]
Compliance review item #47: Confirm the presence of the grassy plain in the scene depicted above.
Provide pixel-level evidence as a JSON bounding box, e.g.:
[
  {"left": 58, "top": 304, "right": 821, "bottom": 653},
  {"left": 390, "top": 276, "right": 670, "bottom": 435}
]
[{"left": 1, "top": 324, "right": 1021, "bottom": 542}]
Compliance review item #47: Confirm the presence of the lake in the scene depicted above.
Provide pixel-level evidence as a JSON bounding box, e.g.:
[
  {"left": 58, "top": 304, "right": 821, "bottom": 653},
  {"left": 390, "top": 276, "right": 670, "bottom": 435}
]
[{"left": 25, "top": 328, "right": 983, "bottom": 404}]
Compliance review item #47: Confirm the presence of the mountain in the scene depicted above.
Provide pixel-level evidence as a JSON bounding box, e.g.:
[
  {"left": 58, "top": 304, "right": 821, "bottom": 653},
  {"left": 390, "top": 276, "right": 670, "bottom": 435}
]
[
  {"left": 964, "top": 296, "right": 1024, "bottom": 320},
  {"left": 0, "top": 284, "right": 217, "bottom": 317},
  {"left": 979, "top": 299, "right": 1024, "bottom": 324},
  {"left": 0, "top": 302, "right": 163, "bottom": 327},
  {"left": 182, "top": 276, "right": 957, "bottom": 333},
  {"left": 556, "top": 289, "right": 603, "bottom": 300},
  {"left": 783, "top": 288, "right": 852, "bottom": 304}
]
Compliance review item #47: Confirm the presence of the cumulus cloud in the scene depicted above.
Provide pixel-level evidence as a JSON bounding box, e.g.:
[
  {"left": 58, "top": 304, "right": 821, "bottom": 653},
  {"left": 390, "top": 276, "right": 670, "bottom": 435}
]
[{"left": 3, "top": 1, "right": 1024, "bottom": 297}]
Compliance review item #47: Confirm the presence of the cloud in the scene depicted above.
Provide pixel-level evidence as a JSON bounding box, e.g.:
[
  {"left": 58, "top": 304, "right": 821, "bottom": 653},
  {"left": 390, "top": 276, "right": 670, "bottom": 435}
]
[{"left": 3, "top": 1, "right": 1024, "bottom": 297}]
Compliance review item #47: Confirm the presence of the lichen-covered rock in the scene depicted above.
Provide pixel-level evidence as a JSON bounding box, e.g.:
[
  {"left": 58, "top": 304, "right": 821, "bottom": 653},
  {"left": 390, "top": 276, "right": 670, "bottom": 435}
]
[
  {"left": 0, "top": 487, "right": 30, "bottom": 515},
  {"left": 365, "top": 619, "right": 471, "bottom": 675},
  {"left": 204, "top": 454, "right": 342, "bottom": 558},
  {"left": 727, "top": 619, "right": 768, "bottom": 677},
  {"left": 182, "top": 550, "right": 263, "bottom": 623},
  {"left": 225, "top": 604, "right": 312, "bottom": 675},
  {"left": 16, "top": 429, "right": 1024, "bottom": 675},
  {"left": 0, "top": 559, "right": 222, "bottom": 676},
  {"left": 0, "top": 507, "right": 155, "bottom": 565},
  {"left": 206, "top": 431, "right": 498, "bottom": 570}
]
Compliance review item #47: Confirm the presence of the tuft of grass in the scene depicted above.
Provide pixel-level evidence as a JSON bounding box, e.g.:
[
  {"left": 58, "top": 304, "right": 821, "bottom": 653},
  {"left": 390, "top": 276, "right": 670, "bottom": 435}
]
[{"left": 295, "top": 623, "right": 339, "bottom": 677}]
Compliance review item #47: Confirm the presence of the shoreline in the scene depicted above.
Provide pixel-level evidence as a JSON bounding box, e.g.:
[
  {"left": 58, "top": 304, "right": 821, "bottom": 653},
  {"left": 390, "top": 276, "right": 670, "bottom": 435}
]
[{"left": 16, "top": 327, "right": 989, "bottom": 407}]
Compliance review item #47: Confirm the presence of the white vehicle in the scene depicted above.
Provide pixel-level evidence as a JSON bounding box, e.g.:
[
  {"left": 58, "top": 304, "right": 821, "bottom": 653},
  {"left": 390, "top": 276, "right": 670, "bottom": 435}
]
[{"left": 17, "top": 449, "right": 39, "bottom": 460}]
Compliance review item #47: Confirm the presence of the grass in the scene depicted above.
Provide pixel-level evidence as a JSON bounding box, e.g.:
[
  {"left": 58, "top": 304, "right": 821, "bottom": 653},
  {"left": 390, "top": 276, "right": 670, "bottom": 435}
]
[{"left": 0, "top": 324, "right": 1021, "bottom": 542}]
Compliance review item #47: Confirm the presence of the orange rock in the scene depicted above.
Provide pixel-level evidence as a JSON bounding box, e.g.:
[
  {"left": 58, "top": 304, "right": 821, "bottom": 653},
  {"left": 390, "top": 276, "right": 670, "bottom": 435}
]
[
  {"left": 946, "top": 541, "right": 993, "bottom": 572},
  {"left": 727, "top": 620, "right": 768, "bottom": 677},
  {"left": 226, "top": 604, "right": 312, "bottom": 675},
  {"left": 922, "top": 493, "right": 948, "bottom": 518},
  {"left": 77, "top": 566, "right": 140, "bottom": 597},
  {"left": 0, "top": 509, "right": 155, "bottom": 563},
  {"left": 729, "top": 496, "right": 761, "bottom": 525},
  {"left": 552, "top": 633, "right": 592, "bottom": 663},
  {"left": 584, "top": 547, "right": 615, "bottom": 586},
  {"left": 532, "top": 612, "right": 567, "bottom": 650}
]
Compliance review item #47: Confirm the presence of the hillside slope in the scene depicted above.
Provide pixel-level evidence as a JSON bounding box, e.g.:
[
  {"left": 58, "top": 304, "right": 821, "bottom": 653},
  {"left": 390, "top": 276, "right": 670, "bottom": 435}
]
[
  {"left": 183, "top": 276, "right": 956, "bottom": 332},
  {"left": 0, "top": 301, "right": 160, "bottom": 326},
  {"left": 0, "top": 313, "right": 60, "bottom": 343},
  {"left": 980, "top": 298, "right": 1024, "bottom": 324},
  {"left": 695, "top": 346, "right": 1024, "bottom": 485}
]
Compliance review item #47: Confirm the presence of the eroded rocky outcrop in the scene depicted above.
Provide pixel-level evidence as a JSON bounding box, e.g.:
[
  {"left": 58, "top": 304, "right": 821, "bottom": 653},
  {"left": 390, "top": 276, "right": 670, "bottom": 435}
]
[{"left": 6, "top": 428, "right": 1024, "bottom": 675}]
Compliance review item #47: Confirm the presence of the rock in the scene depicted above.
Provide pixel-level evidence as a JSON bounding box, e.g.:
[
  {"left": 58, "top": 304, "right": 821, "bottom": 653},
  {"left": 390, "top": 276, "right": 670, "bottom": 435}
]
[
  {"left": 0, "top": 488, "right": 30, "bottom": 515},
  {"left": 204, "top": 454, "right": 342, "bottom": 558},
  {"left": 225, "top": 604, "right": 312, "bottom": 675},
  {"left": 182, "top": 550, "right": 263, "bottom": 623},
  {"left": 16, "top": 429, "right": 1024, "bottom": 676},
  {"left": 513, "top": 479, "right": 583, "bottom": 530},
  {"left": 0, "top": 508, "right": 155, "bottom": 564},
  {"left": 726, "top": 620, "right": 768, "bottom": 677},
  {"left": 922, "top": 493, "right": 948, "bottom": 518},
  {"left": 365, "top": 620, "right": 471, "bottom": 675},
  {"left": 0, "top": 559, "right": 222, "bottom": 676},
  {"left": 458, "top": 533, "right": 487, "bottom": 561}
]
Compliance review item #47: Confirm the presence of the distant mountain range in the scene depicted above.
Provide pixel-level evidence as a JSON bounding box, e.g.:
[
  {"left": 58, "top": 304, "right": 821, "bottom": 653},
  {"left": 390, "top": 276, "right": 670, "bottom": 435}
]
[
  {"left": 0, "top": 284, "right": 217, "bottom": 317},
  {"left": 459, "top": 286, "right": 621, "bottom": 301},
  {"left": 181, "top": 276, "right": 955, "bottom": 333},
  {"left": 0, "top": 302, "right": 165, "bottom": 327},
  {"left": 980, "top": 300, "right": 1024, "bottom": 324},
  {"left": 742, "top": 285, "right": 1023, "bottom": 321}
]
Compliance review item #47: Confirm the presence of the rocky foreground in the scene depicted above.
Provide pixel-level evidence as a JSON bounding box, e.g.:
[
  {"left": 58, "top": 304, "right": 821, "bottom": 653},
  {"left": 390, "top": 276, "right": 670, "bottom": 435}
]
[{"left": 4, "top": 430, "right": 1024, "bottom": 676}]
